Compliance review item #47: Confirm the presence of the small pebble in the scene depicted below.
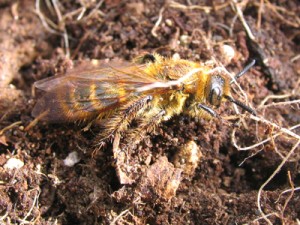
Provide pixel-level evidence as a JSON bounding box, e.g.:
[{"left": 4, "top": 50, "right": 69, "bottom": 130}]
[
  {"left": 63, "top": 151, "right": 80, "bottom": 167},
  {"left": 4, "top": 158, "right": 24, "bottom": 170}
]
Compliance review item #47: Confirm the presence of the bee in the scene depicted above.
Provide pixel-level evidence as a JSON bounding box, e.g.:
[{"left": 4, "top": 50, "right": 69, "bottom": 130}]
[{"left": 32, "top": 53, "right": 256, "bottom": 148}]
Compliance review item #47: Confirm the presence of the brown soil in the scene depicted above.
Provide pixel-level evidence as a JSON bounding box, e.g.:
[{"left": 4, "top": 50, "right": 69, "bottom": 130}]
[{"left": 0, "top": 0, "right": 300, "bottom": 224}]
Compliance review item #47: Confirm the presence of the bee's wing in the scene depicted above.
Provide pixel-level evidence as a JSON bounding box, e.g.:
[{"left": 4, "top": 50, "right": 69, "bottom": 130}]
[
  {"left": 32, "top": 62, "right": 168, "bottom": 123},
  {"left": 33, "top": 60, "right": 134, "bottom": 91}
]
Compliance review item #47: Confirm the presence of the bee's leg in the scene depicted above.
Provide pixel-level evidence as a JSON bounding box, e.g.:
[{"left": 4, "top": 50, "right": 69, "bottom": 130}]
[
  {"left": 125, "top": 109, "right": 166, "bottom": 147},
  {"left": 97, "top": 95, "right": 153, "bottom": 144},
  {"left": 140, "top": 109, "right": 166, "bottom": 133},
  {"left": 198, "top": 104, "right": 218, "bottom": 118},
  {"left": 123, "top": 95, "right": 154, "bottom": 121},
  {"left": 113, "top": 95, "right": 153, "bottom": 135}
]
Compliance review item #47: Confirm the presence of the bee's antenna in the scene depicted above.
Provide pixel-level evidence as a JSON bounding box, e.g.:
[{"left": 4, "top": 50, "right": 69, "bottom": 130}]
[
  {"left": 224, "top": 95, "right": 256, "bottom": 115},
  {"left": 230, "top": 59, "right": 256, "bottom": 84}
]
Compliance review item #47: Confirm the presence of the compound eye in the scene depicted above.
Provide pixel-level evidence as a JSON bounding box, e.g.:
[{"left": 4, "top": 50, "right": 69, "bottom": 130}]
[
  {"left": 209, "top": 86, "right": 222, "bottom": 106},
  {"left": 206, "top": 75, "right": 225, "bottom": 107}
]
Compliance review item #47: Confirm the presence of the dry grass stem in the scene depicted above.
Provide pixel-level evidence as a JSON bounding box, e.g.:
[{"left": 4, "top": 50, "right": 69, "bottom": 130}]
[{"left": 231, "top": 0, "right": 255, "bottom": 40}]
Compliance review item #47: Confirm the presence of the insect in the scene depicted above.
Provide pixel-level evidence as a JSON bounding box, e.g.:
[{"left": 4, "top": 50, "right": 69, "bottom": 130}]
[{"left": 32, "top": 53, "right": 256, "bottom": 148}]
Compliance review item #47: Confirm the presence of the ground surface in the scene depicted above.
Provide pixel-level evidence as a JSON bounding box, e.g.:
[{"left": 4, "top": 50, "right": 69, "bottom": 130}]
[{"left": 0, "top": 0, "right": 300, "bottom": 224}]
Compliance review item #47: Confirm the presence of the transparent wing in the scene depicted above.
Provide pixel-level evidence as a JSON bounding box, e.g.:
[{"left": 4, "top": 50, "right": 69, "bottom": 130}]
[{"left": 32, "top": 61, "right": 170, "bottom": 122}]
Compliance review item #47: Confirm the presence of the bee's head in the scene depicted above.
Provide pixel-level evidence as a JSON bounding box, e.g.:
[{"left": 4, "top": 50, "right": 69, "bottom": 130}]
[
  {"left": 205, "top": 74, "right": 229, "bottom": 107},
  {"left": 204, "top": 60, "right": 257, "bottom": 115}
]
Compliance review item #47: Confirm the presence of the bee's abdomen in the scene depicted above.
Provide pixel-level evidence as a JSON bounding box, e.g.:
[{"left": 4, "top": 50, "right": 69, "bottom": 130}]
[{"left": 32, "top": 82, "right": 122, "bottom": 122}]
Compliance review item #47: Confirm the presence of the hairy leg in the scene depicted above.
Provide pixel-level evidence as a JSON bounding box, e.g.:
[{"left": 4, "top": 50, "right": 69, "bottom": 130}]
[
  {"left": 95, "top": 95, "right": 153, "bottom": 146},
  {"left": 123, "top": 108, "right": 166, "bottom": 148}
]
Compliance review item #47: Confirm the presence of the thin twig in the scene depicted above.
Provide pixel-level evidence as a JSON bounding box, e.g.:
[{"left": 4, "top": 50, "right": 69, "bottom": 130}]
[
  {"left": 259, "top": 99, "right": 300, "bottom": 109},
  {"left": 238, "top": 147, "right": 264, "bottom": 166},
  {"left": 256, "top": 0, "right": 264, "bottom": 30},
  {"left": 281, "top": 171, "right": 294, "bottom": 219},
  {"left": 76, "top": 7, "right": 86, "bottom": 20},
  {"left": 265, "top": 0, "right": 300, "bottom": 28},
  {"left": 0, "top": 211, "right": 8, "bottom": 222},
  {"left": 169, "top": 1, "right": 212, "bottom": 13},
  {"left": 151, "top": 6, "right": 165, "bottom": 38},
  {"left": 276, "top": 186, "right": 300, "bottom": 203},
  {"left": 231, "top": 0, "right": 256, "bottom": 40},
  {"left": 52, "top": 0, "right": 70, "bottom": 57},
  {"left": 85, "top": 0, "right": 105, "bottom": 20},
  {"left": 291, "top": 54, "right": 300, "bottom": 62},
  {"left": 35, "top": 0, "right": 70, "bottom": 57},
  {"left": 18, "top": 188, "right": 40, "bottom": 224},
  {"left": 250, "top": 115, "right": 300, "bottom": 140},
  {"left": 229, "top": 14, "right": 238, "bottom": 37},
  {"left": 258, "top": 93, "right": 294, "bottom": 108},
  {"left": 232, "top": 123, "right": 300, "bottom": 151},
  {"left": 270, "top": 126, "right": 284, "bottom": 159},
  {"left": 257, "top": 140, "right": 300, "bottom": 225},
  {"left": 170, "top": 0, "right": 230, "bottom": 12},
  {"left": 0, "top": 121, "right": 22, "bottom": 135},
  {"left": 110, "top": 207, "right": 132, "bottom": 225},
  {"left": 35, "top": 0, "right": 60, "bottom": 34},
  {"left": 25, "top": 111, "right": 48, "bottom": 131},
  {"left": 252, "top": 212, "right": 280, "bottom": 223}
]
